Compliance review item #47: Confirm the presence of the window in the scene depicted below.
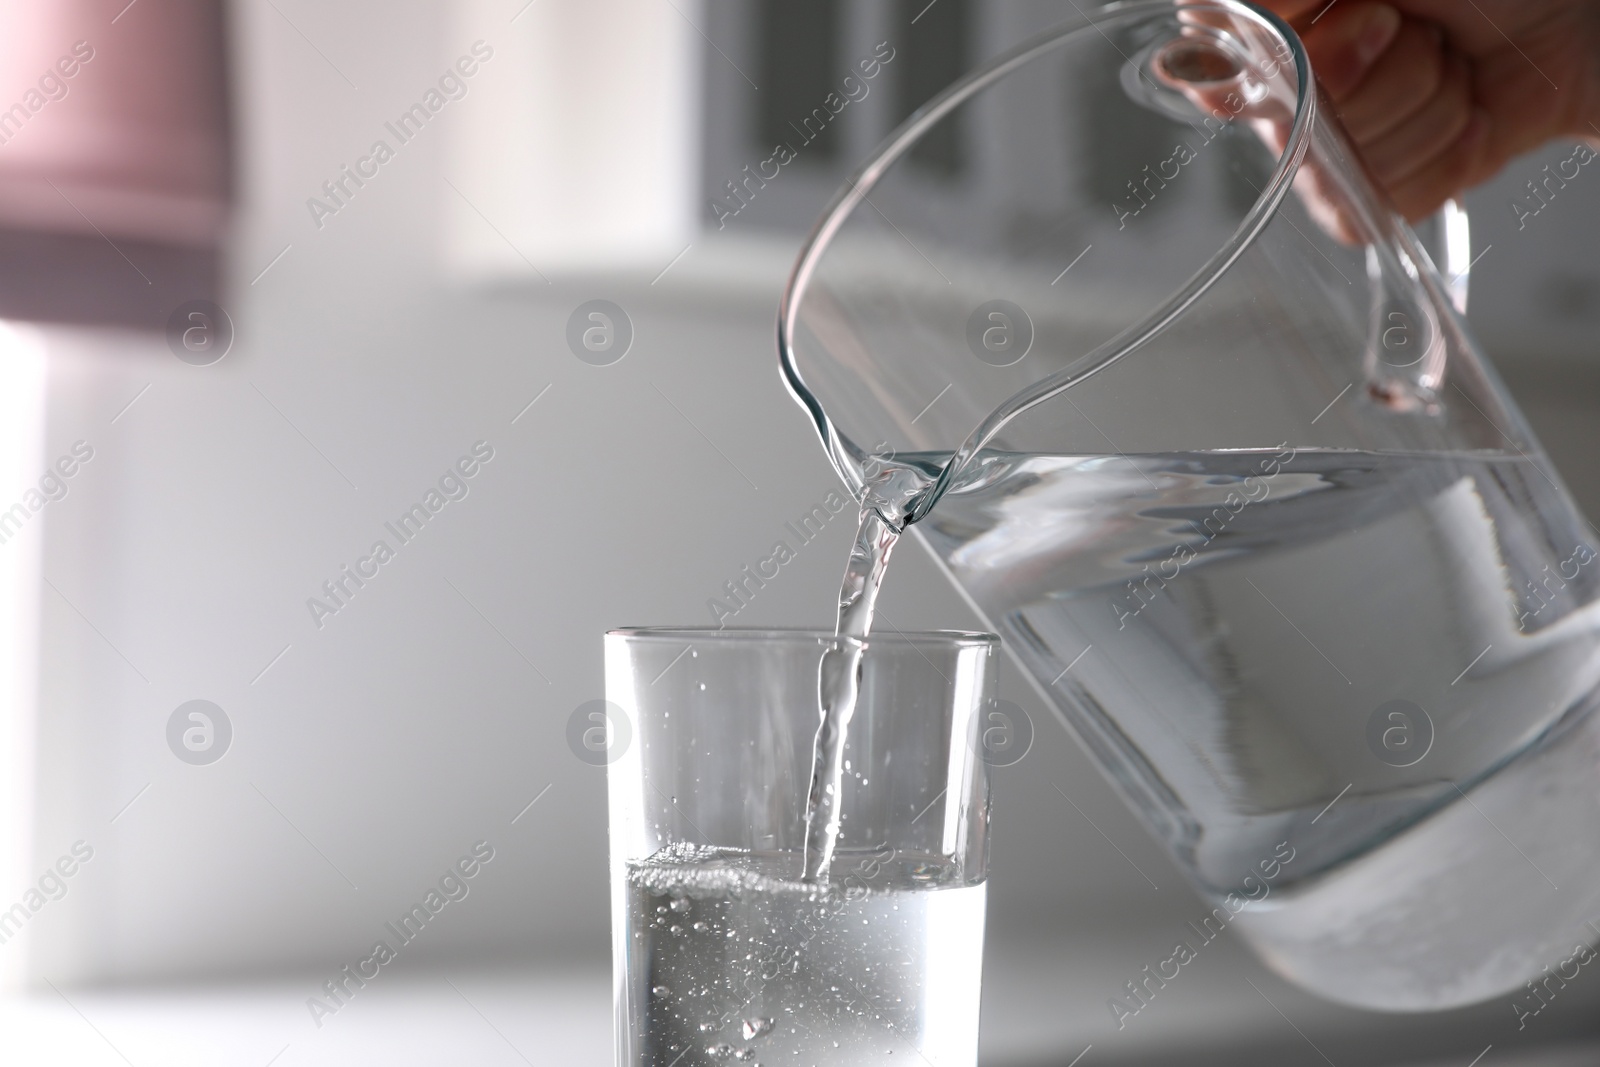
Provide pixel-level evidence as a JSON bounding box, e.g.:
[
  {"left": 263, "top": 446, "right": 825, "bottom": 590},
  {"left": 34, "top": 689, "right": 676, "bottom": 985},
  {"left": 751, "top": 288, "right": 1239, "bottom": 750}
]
[{"left": 894, "top": 0, "right": 970, "bottom": 176}]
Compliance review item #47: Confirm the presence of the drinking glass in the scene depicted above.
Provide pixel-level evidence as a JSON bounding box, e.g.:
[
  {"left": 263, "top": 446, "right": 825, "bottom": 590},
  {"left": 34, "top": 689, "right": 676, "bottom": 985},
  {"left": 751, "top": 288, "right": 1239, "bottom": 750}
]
[{"left": 605, "top": 628, "right": 997, "bottom": 1067}]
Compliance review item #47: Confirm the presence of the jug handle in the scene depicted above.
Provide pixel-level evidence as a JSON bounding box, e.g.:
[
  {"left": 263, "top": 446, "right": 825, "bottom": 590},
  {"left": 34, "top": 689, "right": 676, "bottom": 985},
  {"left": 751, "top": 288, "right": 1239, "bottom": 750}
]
[{"left": 1416, "top": 198, "right": 1471, "bottom": 316}]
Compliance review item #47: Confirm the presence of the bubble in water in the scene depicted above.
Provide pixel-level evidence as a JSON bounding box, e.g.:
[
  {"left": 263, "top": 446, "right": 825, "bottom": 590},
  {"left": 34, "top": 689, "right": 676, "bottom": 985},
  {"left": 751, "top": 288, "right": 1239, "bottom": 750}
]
[
  {"left": 652, "top": 985, "right": 671, "bottom": 997},
  {"left": 741, "top": 1017, "right": 773, "bottom": 1040},
  {"left": 669, "top": 925, "right": 683, "bottom": 934},
  {"left": 732, "top": 1048, "right": 755, "bottom": 1061},
  {"left": 670, "top": 897, "right": 692, "bottom": 913},
  {"left": 693, "top": 921, "right": 709, "bottom": 931},
  {"left": 706, "top": 1043, "right": 734, "bottom": 1058}
]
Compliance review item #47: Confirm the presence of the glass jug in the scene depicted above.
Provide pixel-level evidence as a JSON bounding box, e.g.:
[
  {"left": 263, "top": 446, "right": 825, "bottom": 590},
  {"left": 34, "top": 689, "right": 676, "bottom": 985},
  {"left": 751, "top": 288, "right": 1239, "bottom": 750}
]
[{"left": 778, "top": 0, "right": 1600, "bottom": 1011}]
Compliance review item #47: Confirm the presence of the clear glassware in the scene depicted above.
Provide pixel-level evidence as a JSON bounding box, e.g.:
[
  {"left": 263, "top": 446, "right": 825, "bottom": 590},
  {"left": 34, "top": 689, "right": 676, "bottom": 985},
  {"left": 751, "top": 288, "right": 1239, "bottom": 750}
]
[
  {"left": 605, "top": 628, "right": 997, "bottom": 1067},
  {"left": 778, "top": 0, "right": 1600, "bottom": 1010}
]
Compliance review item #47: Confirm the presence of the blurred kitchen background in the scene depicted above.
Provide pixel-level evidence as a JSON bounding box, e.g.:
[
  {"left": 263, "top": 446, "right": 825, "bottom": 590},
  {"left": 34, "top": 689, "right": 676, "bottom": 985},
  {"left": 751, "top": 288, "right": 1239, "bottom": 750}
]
[{"left": 2, "top": 0, "right": 1599, "bottom": 1064}]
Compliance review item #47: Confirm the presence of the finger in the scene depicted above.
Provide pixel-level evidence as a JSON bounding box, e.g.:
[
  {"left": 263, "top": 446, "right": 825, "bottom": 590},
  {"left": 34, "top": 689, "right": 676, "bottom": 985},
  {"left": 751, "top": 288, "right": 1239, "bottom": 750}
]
[
  {"left": 1326, "top": 20, "right": 1445, "bottom": 142},
  {"left": 1296, "top": 1, "right": 1402, "bottom": 98},
  {"left": 1386, "top": 108, "right": 1491, "bottom": 221},
  {"left": 1360, "top": 51, "right": 1474, "bottom": 186}
]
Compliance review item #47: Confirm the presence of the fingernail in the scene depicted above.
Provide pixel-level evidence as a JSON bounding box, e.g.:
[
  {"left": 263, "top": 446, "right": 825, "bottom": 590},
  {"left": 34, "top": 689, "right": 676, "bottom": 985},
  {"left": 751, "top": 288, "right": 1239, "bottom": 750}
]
[{"left": 1356, "top": 5, "right": 1402, "bottom": 67}]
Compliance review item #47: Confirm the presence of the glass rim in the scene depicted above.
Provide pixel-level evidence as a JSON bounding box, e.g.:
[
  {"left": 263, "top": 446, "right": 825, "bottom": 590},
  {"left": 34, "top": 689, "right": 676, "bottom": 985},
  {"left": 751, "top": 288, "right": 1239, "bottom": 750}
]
[
  {"left": 776, "top": 0, "right": 1312, "bottom": 512},
  {"left": 606, "top": 626, "right": 998, "bottom": 647}
]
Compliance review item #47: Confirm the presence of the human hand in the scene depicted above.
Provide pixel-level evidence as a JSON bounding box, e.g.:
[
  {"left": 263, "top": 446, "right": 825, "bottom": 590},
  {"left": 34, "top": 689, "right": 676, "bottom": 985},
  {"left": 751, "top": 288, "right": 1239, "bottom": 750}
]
[{"left": 1256, "top": 0, "right": 1600, "bottom": 220}]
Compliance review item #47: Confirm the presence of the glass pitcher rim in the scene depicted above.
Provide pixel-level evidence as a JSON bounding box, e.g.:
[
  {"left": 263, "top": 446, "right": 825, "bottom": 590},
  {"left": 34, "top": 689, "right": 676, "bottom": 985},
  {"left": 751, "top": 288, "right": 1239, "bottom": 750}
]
[{"left": 776, "top": 0, "right": 1315, "bottom": 519}]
